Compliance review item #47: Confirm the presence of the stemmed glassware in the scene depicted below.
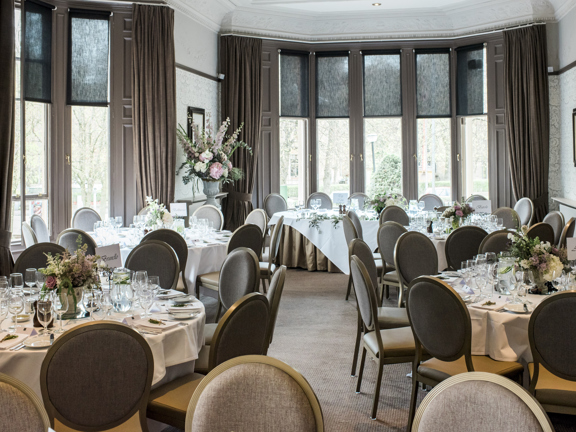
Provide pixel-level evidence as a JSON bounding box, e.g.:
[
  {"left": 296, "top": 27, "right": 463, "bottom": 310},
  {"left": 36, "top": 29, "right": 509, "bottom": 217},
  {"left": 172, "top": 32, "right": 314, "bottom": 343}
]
[
  {"left": 82, "top": 288, "right": 100, "bottom": 321},
  {"left": 36, "top": 300, "right": 53, "bottom": 334},
  {"left": 98, "top": 292, "right": 114, "bottom": 320},
  {"left": 115, "top": 216, "right": 123, "bottom": 230},
  {"left": 0, "top": 279, "right": 9, "bottom": 300},
  {"left": 0, "top": 300, "right": 8, "bottom": 333},
  {"left": 148, "top": 276, "right": 161, "bottom": 296},
  {"left": 8, "top": 294, "right": 24, "bottom": 333},
  {"left": 417, "top": 201, "right": 425, "bottom": 212},
  {"left": 10, "top": 273, "right": 24, "bottom": 295},
  {"left": 24, "top": 268, "right": 36, "bottom": 296},
  {"left": 51, "top": 291, "right": 69, "bottom": 333},
  {"left": 510, "top": 269, "right": 525, "bottom": 304},
  {"left": 139, "top": 285, "right": 154, "bottom": 319}
]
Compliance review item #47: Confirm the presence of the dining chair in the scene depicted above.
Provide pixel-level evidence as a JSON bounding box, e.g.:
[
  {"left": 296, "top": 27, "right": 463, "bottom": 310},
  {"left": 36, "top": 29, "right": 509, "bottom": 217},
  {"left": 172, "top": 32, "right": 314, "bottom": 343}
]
[
  {"left": 125, "top": 239, "right": 180, "bottom": 290},
  {"left": 265, "top": 265, "right": 287, "bottom": 349},
  {"left": 514, "top": 197, "right": 535, "bottom": 227},
  {"left": 492, "top": 207, "right": 520, "bottom": 230},
  {"left": 394, "top": 231, "right": 438, "bottom": 308},
  {"left": 263, "top": 193, "right": 288, "bottom": 218},
  {"left": 142, "top": 229, "right": 189, "bottom": 292},
  {"left": 40, "top": 322, "right": 154, "bottom": 432},
  {"left": 0, "top": 373, "right": 50, "bottom": 431},
  {"left": 147, "top": 293, "right": 270, "bottom": 429},
  {"left": 260, "top": 216, "right": 284, "bottom": 293},
  {"left": 57, "top": 228, "right": 98, "bottom": 255},
  {"left": 405, "top": 276, "right": 524, "bottom": 430},
  {"left": 13, "top": 243, "right": 65, "bottom": 274},
  {"left": 558, "top": 217, "right": 575, "bottom": 248},
  {"left": 379, "top": 205, "right": 409, "bottom": 226},
  {"left": 349, "top": 239, "right": 410, "bottom": 377},
  {"left": 444, "top": 226, "right": 488, "bottom": 271},
  {"left": 377, "top": 221, "right": 407, "bottom": 301},
  {"left": 192, "top": 204, "right": 224, "bottom": 230},
  {"left": 542, "top": 211, "right": 565, "bottom": 246},
  {"left": 184, "top": 355, "right": 324, "bottom": 432},
  {"left": 196, "top": 224, "right": 263, "bottom": 297},
  {"left": 245, "top": 208, "right": 268, "bottom": 252},
  {"left": 348, "top": 192, "right": 370, "bottom": 210},
  {"left": 343, "top": 215, "right": 360, "bottom": 300},
  {"left": 306, "top": 192, "right": 333, "bottom": 209},
  {"left": 349, "top": 256, "right": 422, "bottom": 420},
  {"left": 138, "top": 206, "right": 150, "bottom": 216},
  {"left": 478, "top": 229, "right": 511, "bottom": 255},
  {"left": 71, "top": 207, "right": 102, "bottom": 232},
  {"left": 30, "top": 214, "right": 50, "bottom": 243},
  {"left": 435, "top": 205, "right": 450, "bottom": 213},
  {"left": 528, "top": 290, "right": 576, "bottom": 415},
  {"left": 465, "top": 194, "right": 488, "bottom": 203},
  {"left": 526, "top": 222, "right": 555, "bottom": 245},
  {"left": 21, "top": 221, "right": 38, "bottom": 248},
  {"left": 412, "top": 372, "right": 553, "bottom": 432},
  {"left": 418, "top": 194, "right": 443, "bottom": 211},
  {"left": 346, "top": 210, "right": 364, "bottom": 241}
]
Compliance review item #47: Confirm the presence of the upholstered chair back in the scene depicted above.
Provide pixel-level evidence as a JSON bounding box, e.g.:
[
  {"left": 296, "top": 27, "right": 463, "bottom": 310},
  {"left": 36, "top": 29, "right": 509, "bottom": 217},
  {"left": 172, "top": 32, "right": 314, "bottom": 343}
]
[
  {"left": 125, "top": 240, "right": 180, "bottom": 290},
  {"left": 349, "top": 256, "right": 379, "bottom": 332},
  {"left": 342, "top": 215, "right": 358, "bottom": 246},
  {"left": 558, "top": 217, "right": 575, "bottom": 248},
  {"left": 263, "top": 193, "right": 287, "bottom": 218},
  {"left": 226, "top": 224, "right": 263, "bottom": 258},
  {"left": 346, "top": 210, "right": 363, "bottom": 240},
  {"left": 394, "top": 232, "right": 438, "bottom": 286},
  {"left": 219, "top": 248, "right": 260, "bottom": 310},
  {"left": 465, "top": 194, "right": 488, "bottom": 203},
  {"left": 21, "top": 222, "right": 38, "bottom": 248},
  {"left": 192, "top": 205, "right": 224, "bottom": 230},
  {"left": 57, "top": 229, "right": 97, "bottom": 256},
  {"left": 71, "top": 207, "right": 102, "bottom": 232},
  {"left": 142, "top": 228, "right": 188, "bottom": 275},
  {"left": 14, "top": 243, "right": 66, "bottom": 274},
  {"left": 514, "top": 197, "right": 535, "bottom": 227},
  {"left": 348, "top": 192, "right": 370, "bottom": 210},
  {"left": 0, "top": 373, "right": 50, "bottom": 431},
  {"left": 349, "top": 239, "right": 378, "bottom": 290},
  {"left": 492, "top": 207, "right": 520, "bottom": 230},
  {"left": 379, "top": 205, "right": 409, "bottom": 226},
  {"left": 542, "top": 211, "right": 565, "bottom": 246},
  {"left": 306, "top": 192, "right": 332, "bottom": 210},
  {"left": 245, "top": 209, "right": 268, "bottom": 235},
  {"left": 526, "top": 223, "right": 555, "bottom": 245},
  {"left": 445, "top": 226, "right": 488, "bottom": 270},
  {"left": 418, "top": 194, "right": 443, "bottom": 211},
  {"left": 266, "top": 266, "right": 287, "bottom": 347},
  {"left": 30, "top": 215, "right": 50, "bottom": 243},
  {"left": 269, "top": 216, "right": 285, "bottom": 264},
  {"left": 377, "top": 221, "right": 408, "bottom": 268},
  {"left": 478, "top": 230, "right": 511, "bottom": 255}
]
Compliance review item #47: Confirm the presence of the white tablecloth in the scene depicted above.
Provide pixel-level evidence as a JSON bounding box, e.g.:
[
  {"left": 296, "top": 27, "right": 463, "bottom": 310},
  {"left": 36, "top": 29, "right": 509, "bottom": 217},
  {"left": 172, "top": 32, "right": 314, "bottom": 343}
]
[{"left": 0, "top": 304, "right": 206, "bottom": 399}]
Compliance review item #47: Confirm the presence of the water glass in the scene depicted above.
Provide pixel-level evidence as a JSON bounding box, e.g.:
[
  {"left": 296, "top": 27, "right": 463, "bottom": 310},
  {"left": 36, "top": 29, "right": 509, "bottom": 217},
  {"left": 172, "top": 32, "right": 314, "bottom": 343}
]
[
  {"left": 115, "top": 216, "right": 123, "bottom": 229},
  {"left": 25, "top": 268, "right": 37, "bottom": 294},
  {"left": 139, "top": 286, "right": 154, "bottom": 318},
  {"left": 417, "top": 201, "right": 425, "bottom": 212},
  {"left": 111, "top": 283, "right": 132, "bottom": 314},
  {"left": 511, "top": 269, "right": 525, "bottom": 304},
  {"left": 0, "top": 280, "right": 9, "bottom": 300},
  {"left": 82, "top": 289, "right": 100, "bottom": 321},
  {"left": 10, "top": 273, "right": 24, "bottom": 295},
  {"left": 0, "top": 300, "right": 8, "bottom": 333},
  {"left": 51, "top": 291, "right": 69, "bottom": 333},
  {"left": 148, "top": 276, "right": 161, "bottom": 295},
  {"left": 34, "top": 270, "right": 45, "bottom": 295},
  {"left": 8, "top": 294, "right": 24, "bottom": 332},
  {"left": 37, "top": 300, "right": 53, "bottom": 334},
  {"left": 497, "top": 218, "right": 504, "bottom": 229}
]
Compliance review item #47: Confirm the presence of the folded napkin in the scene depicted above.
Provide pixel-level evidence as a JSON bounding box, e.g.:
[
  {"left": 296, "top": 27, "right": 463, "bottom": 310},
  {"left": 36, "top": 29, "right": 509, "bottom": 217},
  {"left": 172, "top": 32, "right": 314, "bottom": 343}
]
[
  {"left": 470, "top": 298, "right": 507, "bottom": 311},
  {"left": 157, "top": 290, "right": 186, "bottom": 300},
  {"left": 0, "top": 327, "right": 36, "bottom": 350},
  {"left": 168, "top": 302, "right": 203, "bottom": 313},
  {"left": 131, "top": 317, "right": 180, "bottom": 331}
]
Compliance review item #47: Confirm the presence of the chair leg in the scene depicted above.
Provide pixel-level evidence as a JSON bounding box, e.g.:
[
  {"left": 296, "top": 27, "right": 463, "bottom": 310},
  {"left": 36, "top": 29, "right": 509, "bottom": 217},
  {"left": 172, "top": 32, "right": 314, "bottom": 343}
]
[
  {"left": 351, "top": 317, "right": 362, "bottom": 377},
  {"left": 384, "top": 284, "right": 390, "bottom": 299},
  {"left": 407, "top": 375, "right": 420, "bottom": 431},
  {"left": 370, "top": 359, "right": 384, "bottom": 420},
  {"left": 345, "top": 274, "right": 352, "bottom": 300},
  {"left": 261, "top": 278, "right": 267, "bottom": 294},
  {"left": 356, "top": 347, "right": 367, "bottom": 394}
]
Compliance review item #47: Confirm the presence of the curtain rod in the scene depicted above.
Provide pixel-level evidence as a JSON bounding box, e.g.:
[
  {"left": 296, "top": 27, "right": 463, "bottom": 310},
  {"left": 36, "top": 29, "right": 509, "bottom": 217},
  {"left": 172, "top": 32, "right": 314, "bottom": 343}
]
[{"left": 220, "top": 21, "right": 547, "bottom": 44}]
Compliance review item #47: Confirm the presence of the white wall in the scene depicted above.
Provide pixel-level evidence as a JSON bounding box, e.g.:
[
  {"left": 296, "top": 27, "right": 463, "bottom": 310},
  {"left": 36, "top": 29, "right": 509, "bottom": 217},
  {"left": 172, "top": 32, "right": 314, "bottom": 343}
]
[
  {"left": 174, "top": 10, "right": 219, "bottom": 76},
  {"left": 557, "top": 6, "right": 576, "bottom": 68}
]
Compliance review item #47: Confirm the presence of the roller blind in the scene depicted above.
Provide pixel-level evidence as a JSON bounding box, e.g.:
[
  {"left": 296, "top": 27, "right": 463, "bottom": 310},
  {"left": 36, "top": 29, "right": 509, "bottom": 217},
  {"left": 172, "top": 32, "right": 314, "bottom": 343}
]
[
  {"left": 24, "top": 0, "right": 53, "bottom": 103},
  {"left": 457, "top": 45, "right": 486, "bottom": 116},
  {"left": 316, "top": 53, "right": 349, "bottom": 118},
  {"left": 280, "top": 51, "right": 309, "bottom": 117},
  {"left": 363, "top": 51, "right": 402, "bottom": 117},
  {"left": 416, "top": 50, "right": 451, "bottom": 117}
]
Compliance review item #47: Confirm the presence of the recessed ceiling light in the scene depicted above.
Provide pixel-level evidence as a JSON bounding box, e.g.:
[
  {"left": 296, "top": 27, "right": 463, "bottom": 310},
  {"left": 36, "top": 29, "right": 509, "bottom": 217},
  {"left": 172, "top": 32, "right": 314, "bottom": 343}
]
[{"left": 372, "top": 2, "right": 382, "bottom": 5}]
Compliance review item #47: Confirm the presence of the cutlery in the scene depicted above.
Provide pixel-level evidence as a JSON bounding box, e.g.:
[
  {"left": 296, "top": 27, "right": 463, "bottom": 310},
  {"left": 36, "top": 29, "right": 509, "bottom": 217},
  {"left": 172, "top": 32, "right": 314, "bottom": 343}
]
[
  {"left": 49, "top": 333, "right": 54, "bottom": 345},
  {"left": 10, "top": 343, "right": 25, "bottom": 351},
  {"left": 523, "top": 303, "right": 529, "bottom": 313}
]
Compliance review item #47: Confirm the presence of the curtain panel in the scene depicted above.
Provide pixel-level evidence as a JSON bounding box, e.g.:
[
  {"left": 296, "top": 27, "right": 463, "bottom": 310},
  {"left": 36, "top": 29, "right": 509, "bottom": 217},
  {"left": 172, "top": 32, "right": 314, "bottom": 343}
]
[
  {"left": 504, "top": 25, "right": 550, "bottom": 222},
  {"left": 220, "top": 36, "right": 263, "bottom": 231},
  {"left": 132, "top": 4, "right": 176, "bottom": 209},
  {"left": 0, "top": 0, "right": 15, "bottom": 275}
]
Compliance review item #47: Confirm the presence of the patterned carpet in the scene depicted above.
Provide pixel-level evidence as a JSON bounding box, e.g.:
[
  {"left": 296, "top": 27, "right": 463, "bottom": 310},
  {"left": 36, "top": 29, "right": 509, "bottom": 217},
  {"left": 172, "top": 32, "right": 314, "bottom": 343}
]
[{"left": 164, "top": 269, "right": 576, "bottom": 431}]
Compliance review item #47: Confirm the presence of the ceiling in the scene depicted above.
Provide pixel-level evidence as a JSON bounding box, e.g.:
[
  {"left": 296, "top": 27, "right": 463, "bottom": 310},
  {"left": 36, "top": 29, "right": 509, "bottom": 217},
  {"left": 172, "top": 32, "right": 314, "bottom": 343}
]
[{"left": 168, "top": 0, "right": 576, "bottom": 41}]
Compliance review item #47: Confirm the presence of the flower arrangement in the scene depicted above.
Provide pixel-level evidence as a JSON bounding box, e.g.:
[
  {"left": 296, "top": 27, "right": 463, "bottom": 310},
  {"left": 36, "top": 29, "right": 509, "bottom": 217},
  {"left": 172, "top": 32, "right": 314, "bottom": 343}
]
[
  {"left": 145, "top": 196, "right": 173, "bottom": 228},
  {"left": 369, "top": 192, "right": 405, "bottom": 214},
  {"left": 441, "top": 201, "right": 475, "bottom": 230},
  {"left": 177, "top": 116, "right": 252, "bottom": 186}
]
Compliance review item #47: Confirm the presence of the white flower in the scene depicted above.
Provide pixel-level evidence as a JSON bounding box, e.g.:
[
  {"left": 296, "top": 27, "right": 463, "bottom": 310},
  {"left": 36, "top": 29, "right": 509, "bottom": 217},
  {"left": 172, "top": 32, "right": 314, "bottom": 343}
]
[
  {"left": 222, "top": 167, "right": 228, "bottom": 178},
  {"left": 200, "top": 150, "right": 213, "bottom": 162},
  {"left": 520, "top": 259, "right": 530, "bottom": 269},
  {"left": 194, "top": 162, "right": 207, "bottom": 173},
  {"left": 507, "top": 233, "right": 514, "bottom": 240},
  {"left": 521, "top": 225, "right": 529, "bottom": 234},
  {"left": 162, "top": 212, "right": 173, "bottom": 225}
]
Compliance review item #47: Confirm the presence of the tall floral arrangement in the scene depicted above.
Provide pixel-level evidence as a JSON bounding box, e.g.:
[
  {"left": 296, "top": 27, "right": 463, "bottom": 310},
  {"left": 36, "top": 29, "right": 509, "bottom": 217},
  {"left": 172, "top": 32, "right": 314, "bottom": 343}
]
[
  {"left": 177, "top": 116, "right": 252, "bottom": 186},
  {"left": 145, "top": 196, "right": 173, "bottom": 227},
  {"left": 369, "top": 192, "right": 406, "bottom": 214},
  {"left": 442, "top": 201, "right": 475, "bottom": 230}
]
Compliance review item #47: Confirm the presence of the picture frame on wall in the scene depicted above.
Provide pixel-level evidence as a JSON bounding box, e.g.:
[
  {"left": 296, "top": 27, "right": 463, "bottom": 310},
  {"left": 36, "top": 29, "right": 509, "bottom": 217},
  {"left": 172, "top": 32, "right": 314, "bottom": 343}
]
[
  {"left": 573, "top": 109, "right": 576, "bottom": 167},
  {"left": 187, "top": 107, "right": 205, "bottom": 139}
]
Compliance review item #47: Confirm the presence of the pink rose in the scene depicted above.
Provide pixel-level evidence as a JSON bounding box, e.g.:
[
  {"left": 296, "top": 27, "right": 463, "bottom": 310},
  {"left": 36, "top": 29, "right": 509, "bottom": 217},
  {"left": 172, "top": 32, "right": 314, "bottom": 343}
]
[
  {"left": 210, "top": 162, "right": 224, "bottom": 180},
  {"left": 45, "top": 276, "right": 56, "bottom": 289},
  {"left": 456, "top": 210, "right": 464, "bottom": 217}
]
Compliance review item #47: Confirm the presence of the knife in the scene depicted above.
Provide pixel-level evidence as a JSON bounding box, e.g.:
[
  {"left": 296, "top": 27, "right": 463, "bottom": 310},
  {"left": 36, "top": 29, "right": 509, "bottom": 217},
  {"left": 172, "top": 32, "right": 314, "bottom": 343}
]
[
  {"left": 49, "top": 333, "right": 54, "bottom": 345},
  {"left": 523, "top": 303, "right": 529, "bottom": 313}
]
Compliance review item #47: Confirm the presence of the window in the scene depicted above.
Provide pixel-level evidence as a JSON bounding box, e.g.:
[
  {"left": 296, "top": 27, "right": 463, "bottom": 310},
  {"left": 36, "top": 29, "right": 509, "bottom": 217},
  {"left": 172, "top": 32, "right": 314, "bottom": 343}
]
[
  {"left": 279, "top": 119, "right": 307, "bottom": 208},
  {"left": 316, "top": 119, "right": 350, "bottom": 201}
]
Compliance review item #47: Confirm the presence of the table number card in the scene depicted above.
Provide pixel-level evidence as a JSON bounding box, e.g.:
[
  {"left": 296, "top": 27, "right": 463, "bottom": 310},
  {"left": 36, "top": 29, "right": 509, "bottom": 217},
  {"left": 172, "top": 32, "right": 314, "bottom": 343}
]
[
  {"left": 95, "top": 244, "right": 123, "bottom": 268},
  {"left": 567, "top": 238, "right": 576, "bottom": 261},
  {"left": 170, "top": 203, "right": 188, "bottom": 217},
  {"left": 469, "top": 200, "right": 492, "bottom": 214}
]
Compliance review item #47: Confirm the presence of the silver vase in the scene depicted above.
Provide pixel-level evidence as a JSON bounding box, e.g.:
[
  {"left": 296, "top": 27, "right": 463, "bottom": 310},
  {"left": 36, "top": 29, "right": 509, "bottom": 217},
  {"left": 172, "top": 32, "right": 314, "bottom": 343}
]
[{"left": 202, "top": 180, "right": 221, "bottom": 208}]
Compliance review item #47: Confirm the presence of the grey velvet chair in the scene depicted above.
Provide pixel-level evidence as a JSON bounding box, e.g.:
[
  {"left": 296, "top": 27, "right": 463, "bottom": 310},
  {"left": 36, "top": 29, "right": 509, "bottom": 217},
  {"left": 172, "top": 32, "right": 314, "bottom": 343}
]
[
  {"left": 245, "top": 208, "right": 268, "bottom": 250},
  {"left": 57, "top": 228, "right": 97, "bottom": 256},
  {"left": 558, "top": 217, "right": 575, "bottom": 248},
  {"left": 347, "top": 210, "right": 364, "bottom": 241},
  {"left": 260, "top": 216, "right": 284, "bottom": 293},
  {"left": 0, "top": 373, "right": 50, "bottom": 431},
  {"left": 138, "top": 206, "right": 150, "bottom": 216},
  {"left": 444, "top": 226, "right": 488, "bottom": 271},
  {"left": 13, "top": 243, "right": 66, "bottom": 274},
  {"left": 192, "top": 204, "right": 224, "bottom": 230},
  {"left": 349, "top": 239, "right": 410, "bottom": 378},
  {"left": 379, "top": 205, "right": 410, "bottom": 226},
  {"left": 265, "top": 265, "right": 287, "bottom": 349},
  {"left": 413, "top": 372, "right": 553, "bottom": 432},
  {"left": 406, "top": 276, "right": 524, "bottom": 430},
  {"left": 71, "top": 207, "right": 102, "bottom": 232},
  {"left": 348, "top": 192, "right": 370, "bottom": 210},
  {"left": 378, "top": 221, "right": 408, "bottom": 301},
  {"left": 142, "top": 229, "right": 189, "bottom": 292},
  {"left": 435, "top": 205, "right": 450, "bottom": 213},
  {"left": 478, "top": 229, "right": 511, "bottom": 255},
  {"left": 40, "top": 322, "right": 154, "bottom": 432},
  {"left": 125, "top": 240, "right": 180, "bottom": 291},
  {"left": 21, "top": 221, "right": 38, "bottom": 248},
  {"left": 418, "top": 194, "right": 443, "bottom": 211},
  {"left": 526, "top": 223, "right": 555, "bottom": 245},
  {"left": 515, "top": 197, "right": 535, "bottom": 227},
  {"left": 394, "top": 231, "right": 438, "bottom": 307},
  {"left": 350, "top": 256, "right": 421, "bottom": 420},
  {"left": 528, "top": 290, "right": 576, "bottom": 415},
  {"left": 147, "top": 293, "right": 270, "bottom": 430},
  {"left": 465, "top": 194, "right": 488, "bottom": 203},
  {"left": 30, "top": 214, "right": 50, "bottom": 243},
  {"left": 306, "top": 192, "right": 333, "bottom": 209},
  {"left": 492, "top": 207, "right": 520, "bottom": 230},
  {"left": 185, "top": 355, "right": 324, "bottom": 432},
  {"left": 263, "top": 193, "right": 288, "bottom": 218},
  {"left": 542, "top": 211, "right": 565, "bottom": 246}
]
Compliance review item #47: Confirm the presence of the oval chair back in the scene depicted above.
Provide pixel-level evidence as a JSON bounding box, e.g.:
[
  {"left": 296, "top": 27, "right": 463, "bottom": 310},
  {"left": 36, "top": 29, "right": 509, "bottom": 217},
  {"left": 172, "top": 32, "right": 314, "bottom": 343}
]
[
  {"left": 263, "top": 193, "right": 287, "bottom": 218},
  {"left": 465, "top": 194, "right": 488, "bottom": 203},
  {"left": 138, "top": 206, "right": 150, "bottom": 216},
  {"left": 192, "top": 205, "right": 224, "bottom": 230},
  {"left": 346, "top": 210, "right": 363, "bottom": 240},
  {"left": 542, "top": 211, "right": 565, "bottom": 246},
  {"left": 418, "top": 194, "right": 444, "bottom": 211},
  {"left": 40, "top": 322, "right": 153, "bottom": 431},
  {"left": 14, "top": 243, "right": 66, "bottom": 274},
  {"left": 142, "top": 229, "right": 189, "bottom": 291},
  {"left": 379, "top": 205, "right": 409, "bottom": 226},
  {"left": 306, "top": 192, "right": 332, "bottom": 210},
  {"left": 57, "top": 229, "right": 97, "bottom": 256},
  {"left": 22, "top": 222, "right": 38, "bottom": 248},
  {"left": 245, "top": 209, "right": 268, "bottom": 243},
  {"left": 342, "top": 215, "right": 358, "bottom": 246},
  {"left": 0, "top": 373, "right": 50, "bottom": 432},
  {"left": 349, "top": 256, "right": 379, "bottom": 333},
  {"left": 71, "top": 207, "right": 102, "bottom": 232},
  {"left": 265, "top": 266, "right": 287, "bottom": 348},
  {"left": 526, "top": 223, "right": 555, "bottom": 245},
  {"left": 377, "top": 221, "right": 408, "bottom": 269},
  {"left": 349, "top": 239, "right": 379, "bottom": 291},
  {"left": 226, "top": 224, "right": 263, "bottom": 258},
  {"left": 185, "top": 355, "right": 324, "bottom": 432},
  {"left": 348, "top": 192, "right": 370, "bottom": 210},
  {"left": 445, "top": 226, "right": 488, "bottom": 270},
  {"left": 219, "top": 248, "right": 261, "bottom": 311},
  {"left": 558, "top": 217, "right": 575, "bottom": 248},
  {"left": 492, "top": 207, "right": 520, "bottom": 230},
  {"left": 268, "top": 216, "right": 285, "bottom": 268},
  {"left": 478, "top": 230, "right": 511, "bottom": 255},
  {"left": 125, "top": 240, "right": 180, "bottom": 290},
  {"left": 30, "top": 215, "right": 50, "bottom": 243},
  {"left": 514, "top": 197, "right": 535, "bottom": 227}
]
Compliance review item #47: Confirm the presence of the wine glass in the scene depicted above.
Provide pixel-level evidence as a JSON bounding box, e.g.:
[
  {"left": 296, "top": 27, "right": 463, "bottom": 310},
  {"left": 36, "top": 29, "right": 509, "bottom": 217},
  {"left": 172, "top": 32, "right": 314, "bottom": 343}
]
[
  {"left": 115, "top": 216, "right": 123, "bottom": 229},
  {"left": 485, "top": 252, "right": 497, "bottom": 265},
  {"left": 139, "top": 286, "right": 154, "bottom": 319},
  {"left": 24, "top": 268, "right": 37, "bottom": 295},
  {"left": 10, "top": 273, "right": 24, "bottom": 295},
  {"left": 8, "top": 294, "right": 24, "bottom": 332},
  {"left": 98, "top": 292, "right": 114, "bottom": 320},
  {"left": 148, "top": 276, "right": 160, "bottom": 296},
  {"left": 0, "top": 300, "right": 8, "bottom": 333},
  {"left": 497, "top": 218, "right": 504, "bottom": 229},
  {"left": 511, "top": 269, "right": 525, "bottom": 304},
  {"left": 51, "top": 291, "right": 69, "bottom": 333},
  {"left": 0, "top": 280, "right": 9, "bottom": 301},
  {"left": 37, "top": 300, "right": 53, "bottom": 334},
  {"left": 82, "top": 288, "right": 99, "bottom": 321},
  {"left": 417, "top": 201, "right": 425, "bottom": 212}
]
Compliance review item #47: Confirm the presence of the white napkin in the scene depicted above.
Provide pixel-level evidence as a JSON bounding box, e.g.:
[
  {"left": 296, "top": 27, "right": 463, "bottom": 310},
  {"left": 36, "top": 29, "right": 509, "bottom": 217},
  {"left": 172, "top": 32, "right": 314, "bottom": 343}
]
[
  {"left": 470, "top": 298, "right": 507, "bottom": 311},
  {"left": 0, "top": 327, "right": 36, "bottom": 350},
  {"left": 168, "top": 301, "right": 203, "bottom": 313},
  {"left": 156, "top": 290, "right": 186, "bottom": 300},
  {"left": 131, "top": 317, "right": 180, "bottom": 331}
]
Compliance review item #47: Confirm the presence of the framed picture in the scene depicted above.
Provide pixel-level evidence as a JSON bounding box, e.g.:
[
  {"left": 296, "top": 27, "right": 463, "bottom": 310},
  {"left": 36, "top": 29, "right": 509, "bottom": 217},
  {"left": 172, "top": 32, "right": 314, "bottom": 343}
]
[
  {"left": 187, "top": 107, "right": 205, "bottom": 139},
  {"left": 573, "top": 109, "right": 576, "bottom": 167}
]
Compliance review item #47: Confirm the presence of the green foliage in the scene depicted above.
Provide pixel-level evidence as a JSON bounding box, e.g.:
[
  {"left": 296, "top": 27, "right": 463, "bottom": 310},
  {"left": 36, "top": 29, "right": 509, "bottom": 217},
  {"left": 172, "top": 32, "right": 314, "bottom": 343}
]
[{"left": 368, "top": 154, "right": 402, "bottom": 197}]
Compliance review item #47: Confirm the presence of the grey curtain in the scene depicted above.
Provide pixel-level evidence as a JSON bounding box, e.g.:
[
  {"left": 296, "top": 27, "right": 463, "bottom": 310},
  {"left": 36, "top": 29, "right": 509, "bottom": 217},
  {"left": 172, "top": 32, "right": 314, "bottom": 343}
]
[
  {"left": 0, "top": 0, "right": 15, "bottom": 276},
  {"left": 132, "top": 4, "right": 176, "bottom": 208},
  {"left": 504, "top": 25, "right": 550, "bottom": 222},
  {"left": 220, "top": 36, "right": 262, "bottom": 231}
]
